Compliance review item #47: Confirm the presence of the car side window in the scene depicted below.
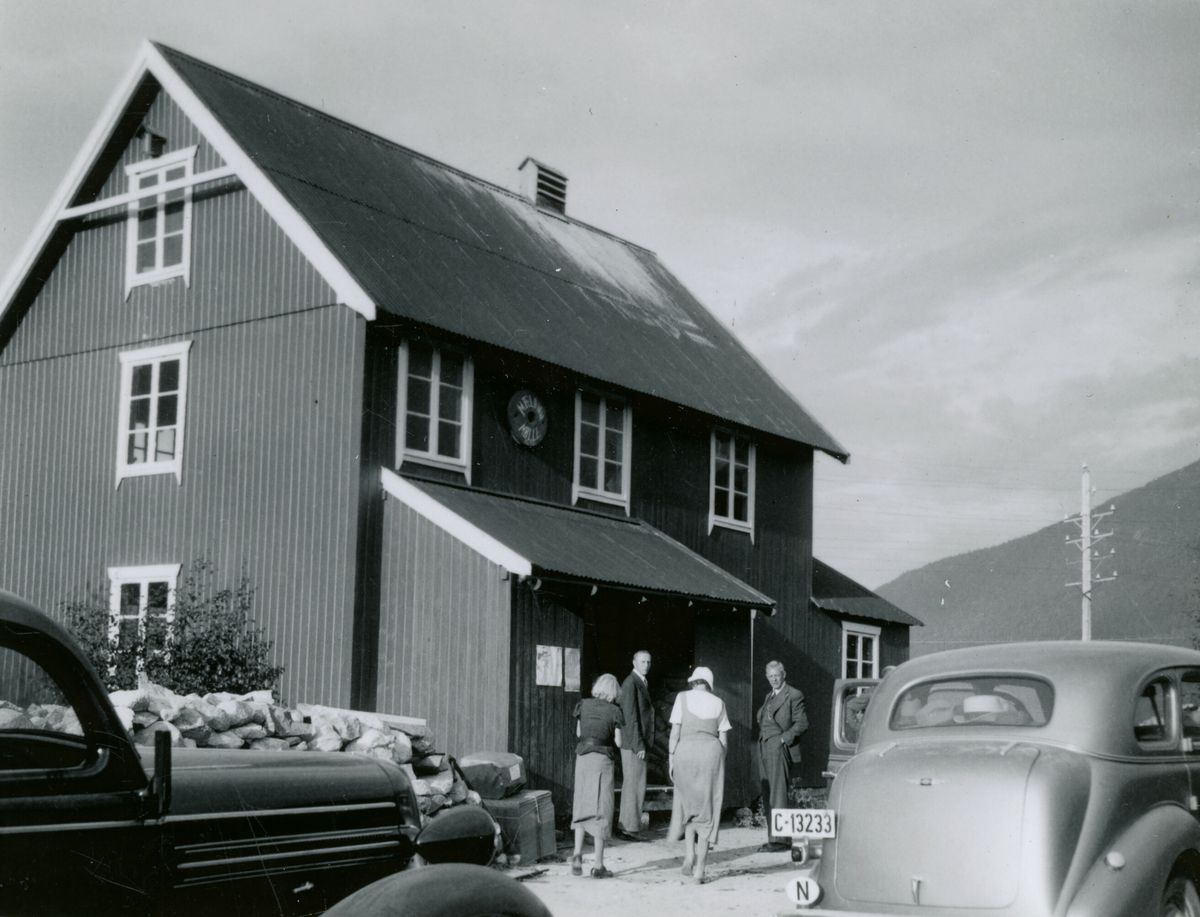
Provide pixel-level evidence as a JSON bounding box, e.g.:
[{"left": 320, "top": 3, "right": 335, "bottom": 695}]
[
  {"left": 1134, "top": 676, "right": 1174, "bottom": 746},
  {"left": 0, "top": 644, "right": 86, "bottom": 771},
  {"left": 1180, "top": 671, "right": 1200, "bottom": 745}
]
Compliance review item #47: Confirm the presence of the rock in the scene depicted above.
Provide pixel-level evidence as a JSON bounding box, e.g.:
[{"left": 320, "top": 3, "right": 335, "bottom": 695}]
[
  {"left": 249, "top": 737, "right": 290, "bottom": 752},
  {"left": 344, "top": 728, "right": 393, "bottom": 759},
  {"left": 307, "top": 725, "right": 344, "bottom": 753},
  {"left": 181, "top": 738, "right": 198, "bottom": 749},
  {"left": 133, "top": 710, "right": 162, "bottom": 728},
  {"left": 410, "top": 736, "right": 435, "bottom": 757},
  {"left": 466, "top": 790, "right": 482, "bottom": 806},
  {"left": 285, "top": 720, "right": 315, "bottom": 740},
  {"left": 422, "top": 794, "right": 449, "bottom": 816},
  {"left": 203, "top": 692, "right": 237, "bottom": 705},
  {"left": 239, "top": 690, "right": 275, "bottom": 706},
  {"left": 114, "top": 705, "right": 135, "bottom": 733},
  {"left": 168, "top": 707, "right": 212, "bottom": 744},
  {"left": 391, "top": 731, "right": 413, "bottom": 764},
  {"left": 448, "top": 779, "right": 469, "bottom": 805},
  {"left": 132, "top": 720, "right": 182, "bottom": 747},
  {"left": 232, "top": 723, "right": 268, "bottom": 741},
  {"left": 109, "top": 689, "right": 152, "bottom": 712},
  {"left": 267, "top": 705, "right": 293, "bottom": 736},
  {"left": 411, "top": 779, "right": 432, "bottom": 797},
  {"left": 204, "top": 731, "right": 246, "bottom": 750},
  {"left": 199, "top": 702, "right": 233, "bottom": 733},
  {"left": 426, "top": 770, "right": 454, "bottom": 796},
  {"left": 215, "top": 700, "right": 256, "bottom": 729},
  {"left": 0, "top": 708, "right": 34, "bottom": 730},
  {"left": 285, "top": 736, "right": 304, "bottom": 747}
]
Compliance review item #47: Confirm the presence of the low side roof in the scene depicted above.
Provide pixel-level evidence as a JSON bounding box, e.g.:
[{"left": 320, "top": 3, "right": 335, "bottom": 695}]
[
  {"left": 384, "top": 471, "right": 775, "bottom": 609},
  {"left": 154, "top": 44, "right": 846, "bottom": 459},
  {"left": 812, "top": 557, "right": 923, "bottom": 627}
]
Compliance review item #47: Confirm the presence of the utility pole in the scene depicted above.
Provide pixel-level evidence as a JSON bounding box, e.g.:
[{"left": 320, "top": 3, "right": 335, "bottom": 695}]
[{"left": 1064, "top": 463, "right": 1116, "bottom": 640}]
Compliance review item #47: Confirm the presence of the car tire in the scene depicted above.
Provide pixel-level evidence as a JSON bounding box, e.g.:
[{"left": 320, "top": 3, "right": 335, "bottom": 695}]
[{"left": 1162, "top": 874, "right": 1200, "bottom": 917}]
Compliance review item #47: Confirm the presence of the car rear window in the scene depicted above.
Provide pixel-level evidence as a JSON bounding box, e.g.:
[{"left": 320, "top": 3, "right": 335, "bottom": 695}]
[{"left": 890, "top": 676, "right": 1054, "bottom": 729}]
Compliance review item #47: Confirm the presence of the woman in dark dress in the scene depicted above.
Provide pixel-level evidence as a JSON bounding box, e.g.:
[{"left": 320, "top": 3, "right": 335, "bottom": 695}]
[{"left": 571, "top": 673, "right": 624, "bottom": 878}]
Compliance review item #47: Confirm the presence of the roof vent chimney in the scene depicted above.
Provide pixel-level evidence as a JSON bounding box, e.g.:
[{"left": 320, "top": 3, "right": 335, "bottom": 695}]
[{"left": 519, "top": 158, "right": 567, "bottom": 214}]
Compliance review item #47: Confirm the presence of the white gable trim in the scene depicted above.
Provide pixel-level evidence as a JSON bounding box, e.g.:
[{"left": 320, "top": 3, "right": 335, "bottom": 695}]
[
  {"left": 0, "top": 40, "right": 376, "bottom": 323},
  {"left": 380, "top": 468, "right": 533, "bottom": 577}
]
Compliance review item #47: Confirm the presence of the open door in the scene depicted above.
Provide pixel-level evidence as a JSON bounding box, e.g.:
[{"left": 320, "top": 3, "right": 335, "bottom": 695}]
[{"left": 824, "top": 678, "right": 879, "bottom": 784}]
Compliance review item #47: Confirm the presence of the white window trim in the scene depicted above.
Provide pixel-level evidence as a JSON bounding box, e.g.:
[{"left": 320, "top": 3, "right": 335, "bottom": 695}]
[
  {"left": 842, "top": 621, "right": 881, "bottom": 679},
  {"left": 572, "top": 389, "right": 632, "bottom": 513},
  {"left": 115, "top": 340, "right": 192, "bottom": 487},
  {"left": 107, "top": 563, "right": 181, "bottom": 672},
  {"left": 124, "top": 145, "right": 197, "bottom": 297},
  {"left": 396, "top": 340, "right": 474, "bottom": 483},
  {"left": 708, "top": 427, "right": 756, "bottom": 542}
]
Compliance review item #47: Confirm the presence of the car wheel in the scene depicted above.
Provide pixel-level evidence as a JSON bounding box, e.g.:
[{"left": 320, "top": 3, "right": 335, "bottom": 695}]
[{"left": 1162, "top": 874, "right": 1200, "bottom": 917}]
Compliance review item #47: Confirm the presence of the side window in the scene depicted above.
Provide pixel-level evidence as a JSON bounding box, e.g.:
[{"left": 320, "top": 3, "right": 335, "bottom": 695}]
[
  {"left": 839, "top": 685, "right": 873, "bottom": 746},
  {"left": 124, "top": 146, "right": 197, "bottom": 295},
  {"left": 1181, "top": 671, "right": 1200, "bottom": 745},
  {"left": 116, "top": 341, "right": 192, "bottom": 486},
  {"left": 0, "top": 645, "right": 86, "bottom": 771},
  {"left": 1135, "top": 676, "right": 1174, "bottom": 746},
  {"left": 709, "top": 428, "right": 755, "bottom": 539},
  {"left": 107, "top": 564, "right": 180, "bottom": 683},
  {"left": 572, "top": 390, "right": 631, "bottom": 511},
  {"left": 397, "top": 340, "right": 474, "bottom": 481},
  {"left": 842, "top": 622, "right": 880, "bottom": 678}
]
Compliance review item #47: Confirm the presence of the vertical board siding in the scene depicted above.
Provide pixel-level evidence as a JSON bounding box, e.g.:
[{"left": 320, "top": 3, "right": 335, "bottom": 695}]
[
  {"left": 508, "top": 582, "right": 584, "bottom": 817},
  {"left": 95, "top": 86, "right": 226, "bottom": 202},
  {"left": 3, "top": 185, "right": 337, "bottom": 365},
  {"left": 0, "top": 306, "right": 364, "bottom": 707},
  {"left": 376, "top": 500, "right": 510, "bottom": 757}
]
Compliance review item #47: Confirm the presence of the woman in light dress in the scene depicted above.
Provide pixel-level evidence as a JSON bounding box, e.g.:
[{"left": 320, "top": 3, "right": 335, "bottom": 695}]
[{"left": 667, "top": 666, "right": 731, "bottom": 884}]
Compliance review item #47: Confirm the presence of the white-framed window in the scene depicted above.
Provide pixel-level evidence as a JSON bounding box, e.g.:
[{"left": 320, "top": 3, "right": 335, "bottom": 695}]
[
  {"left": 397, "top": 340, "right": 474, "bottom": 481},
  {"left": 573, "top": 390, "right": 631, "bottom": 511},
  {"left": 116, "top": 341, "right": 192, "bottom": 486},
  {"left": 124, "top": 146, "right": 197, "bottom": 296},
  {"left": 107, "top": 564, "right": 181, "bottom": 673},
  {"left": 709, "top": 427, "right": 755, "bottom": 540},
  {"left": 842, "top": 621, "right": 881, "bottom": 679}
]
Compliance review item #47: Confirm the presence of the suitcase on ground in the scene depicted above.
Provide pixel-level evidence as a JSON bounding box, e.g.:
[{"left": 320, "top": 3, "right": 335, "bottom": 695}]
[
  {"left": 481, "top": 789, "right": 556, "bottom": 862},
  {"left": 458, "top": 752, "right": 527, "bottom": 799}
]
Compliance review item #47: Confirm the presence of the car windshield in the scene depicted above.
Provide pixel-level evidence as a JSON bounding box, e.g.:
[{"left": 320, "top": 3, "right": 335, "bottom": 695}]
[{"left": 889, "top": 676, "right": 1054, "bottom": 729}]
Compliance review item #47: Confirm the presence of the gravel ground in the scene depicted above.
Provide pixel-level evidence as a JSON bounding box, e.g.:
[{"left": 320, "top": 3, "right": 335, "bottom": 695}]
[{"left": 498, "top": 820, "right": 812, "bottom": 917}]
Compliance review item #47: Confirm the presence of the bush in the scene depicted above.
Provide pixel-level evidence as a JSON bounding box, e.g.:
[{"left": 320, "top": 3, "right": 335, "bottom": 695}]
[{"left": 62, "top": 559, "right": 283, "bottom": 696}]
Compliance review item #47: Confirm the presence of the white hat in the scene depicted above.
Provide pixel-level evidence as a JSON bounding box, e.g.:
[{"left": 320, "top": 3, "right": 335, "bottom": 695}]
[{"left": 688, "top": 666, "right": 714, "bottom": 689}]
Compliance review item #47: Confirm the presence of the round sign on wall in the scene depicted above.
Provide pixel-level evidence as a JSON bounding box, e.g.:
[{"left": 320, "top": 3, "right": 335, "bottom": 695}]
[
  {"left": 507, "top": 390, "right": 548, "bottom": 447},
  {"left": 785, "top": 875, "right": 822, "bottom": 907}
]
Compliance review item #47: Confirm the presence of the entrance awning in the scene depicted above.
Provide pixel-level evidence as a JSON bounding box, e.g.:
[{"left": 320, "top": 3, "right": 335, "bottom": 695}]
[{"left": 382, "top": 469, "right": 775, "bottom": 611}]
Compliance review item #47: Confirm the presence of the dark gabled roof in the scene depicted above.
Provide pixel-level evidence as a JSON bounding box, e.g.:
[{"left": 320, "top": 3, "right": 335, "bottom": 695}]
[
  {"left": 811, "top": 557, "right": 922, "bottom": 627},
  {"left": 153, "top": 44, "right": 846, "bottom": 459},
  {"left": 395, "top": 475, "right": 775, "bottom": 609}
]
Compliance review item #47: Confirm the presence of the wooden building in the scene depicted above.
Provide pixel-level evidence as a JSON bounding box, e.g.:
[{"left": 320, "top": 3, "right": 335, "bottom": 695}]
[{"left": 0, "top": 43, "right": 916, "bottom": 810}]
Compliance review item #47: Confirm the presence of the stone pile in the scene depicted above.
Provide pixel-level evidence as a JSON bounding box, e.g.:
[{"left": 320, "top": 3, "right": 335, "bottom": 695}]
[{"left": 108, "top": 681, "right": 480, "bottom": 817}]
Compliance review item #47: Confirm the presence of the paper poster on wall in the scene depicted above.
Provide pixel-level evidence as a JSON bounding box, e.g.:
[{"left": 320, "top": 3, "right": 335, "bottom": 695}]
[
  {"left": 564, "top": 648, "right": 581, "bottom": 692},
  {"left": 536, "top": 644, "right": 563, "bottom": 686}
]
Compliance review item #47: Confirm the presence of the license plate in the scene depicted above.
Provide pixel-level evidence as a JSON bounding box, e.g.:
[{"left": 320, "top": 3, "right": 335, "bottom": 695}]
[{"left": 772, "top": 808, "right": 836, "bottom": 838}]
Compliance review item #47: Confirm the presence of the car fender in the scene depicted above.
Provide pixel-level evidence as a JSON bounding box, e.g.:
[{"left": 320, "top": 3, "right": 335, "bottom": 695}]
[{"left": 1065, "top": 802, "right": 1200, "bottom": 917}]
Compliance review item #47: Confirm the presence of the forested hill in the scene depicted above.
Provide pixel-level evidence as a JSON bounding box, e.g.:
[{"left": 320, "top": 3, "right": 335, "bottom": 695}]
[{"left": 877, "top": 458, "right": 1200, "bottom": 657}]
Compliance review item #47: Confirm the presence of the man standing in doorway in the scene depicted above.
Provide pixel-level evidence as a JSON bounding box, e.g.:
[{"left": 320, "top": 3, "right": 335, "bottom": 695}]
[
  {"left": 756, "top": 660, "right": 807, "bottom": 852},
  {"left": 616, "top": 650, "right": 654, "bottom": 841}
]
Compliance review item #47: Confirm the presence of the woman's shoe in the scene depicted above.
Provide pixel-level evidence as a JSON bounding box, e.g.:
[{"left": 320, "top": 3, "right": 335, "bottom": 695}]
[
  {"left": 692, "top": 874, "right": 706, "bottom": 885},
  {"left": 591, "top": 866, "right": 614, "bottom": 878},
  {"left": 681, "top": 860, "right": 694, "bottom": 877},
  {"left": 571, "top": 855, "right": 583, "bottom": 876}
]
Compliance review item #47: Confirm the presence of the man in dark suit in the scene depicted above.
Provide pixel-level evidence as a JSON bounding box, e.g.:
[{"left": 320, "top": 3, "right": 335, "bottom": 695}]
[
  {"left": 756, "top": 660, "right": 808, "bottom": 852},
  {"left": 616, "top": 650, "right": 654, "bottom": 841}
]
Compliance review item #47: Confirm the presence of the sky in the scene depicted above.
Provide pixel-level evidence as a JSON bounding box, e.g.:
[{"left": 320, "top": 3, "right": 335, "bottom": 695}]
[{"left": 2, "top": 2, "right": 1198, "bottom": 588}]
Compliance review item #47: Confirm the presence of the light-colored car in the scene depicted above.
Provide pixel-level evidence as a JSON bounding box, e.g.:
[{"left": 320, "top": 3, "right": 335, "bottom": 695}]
[{"left": 805, "top": 641, "right": 1200, "bottom": 917}]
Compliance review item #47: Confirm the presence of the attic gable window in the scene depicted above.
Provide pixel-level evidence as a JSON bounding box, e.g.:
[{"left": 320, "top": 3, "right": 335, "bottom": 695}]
[
  {"left": 398, "top": 340, "right": 474, "bottom": 482},
  {"left": 709, "top": 428, "right": 755, "bottom": 540},
  {"left": 573, "top": 390, "right": 631, "bottom": 512},
  {"left": 116, "top": 341, "right": 192, "bottom": 486},
  {"left": 124, "top": 146, "right": 197, "bottom": 296}
]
